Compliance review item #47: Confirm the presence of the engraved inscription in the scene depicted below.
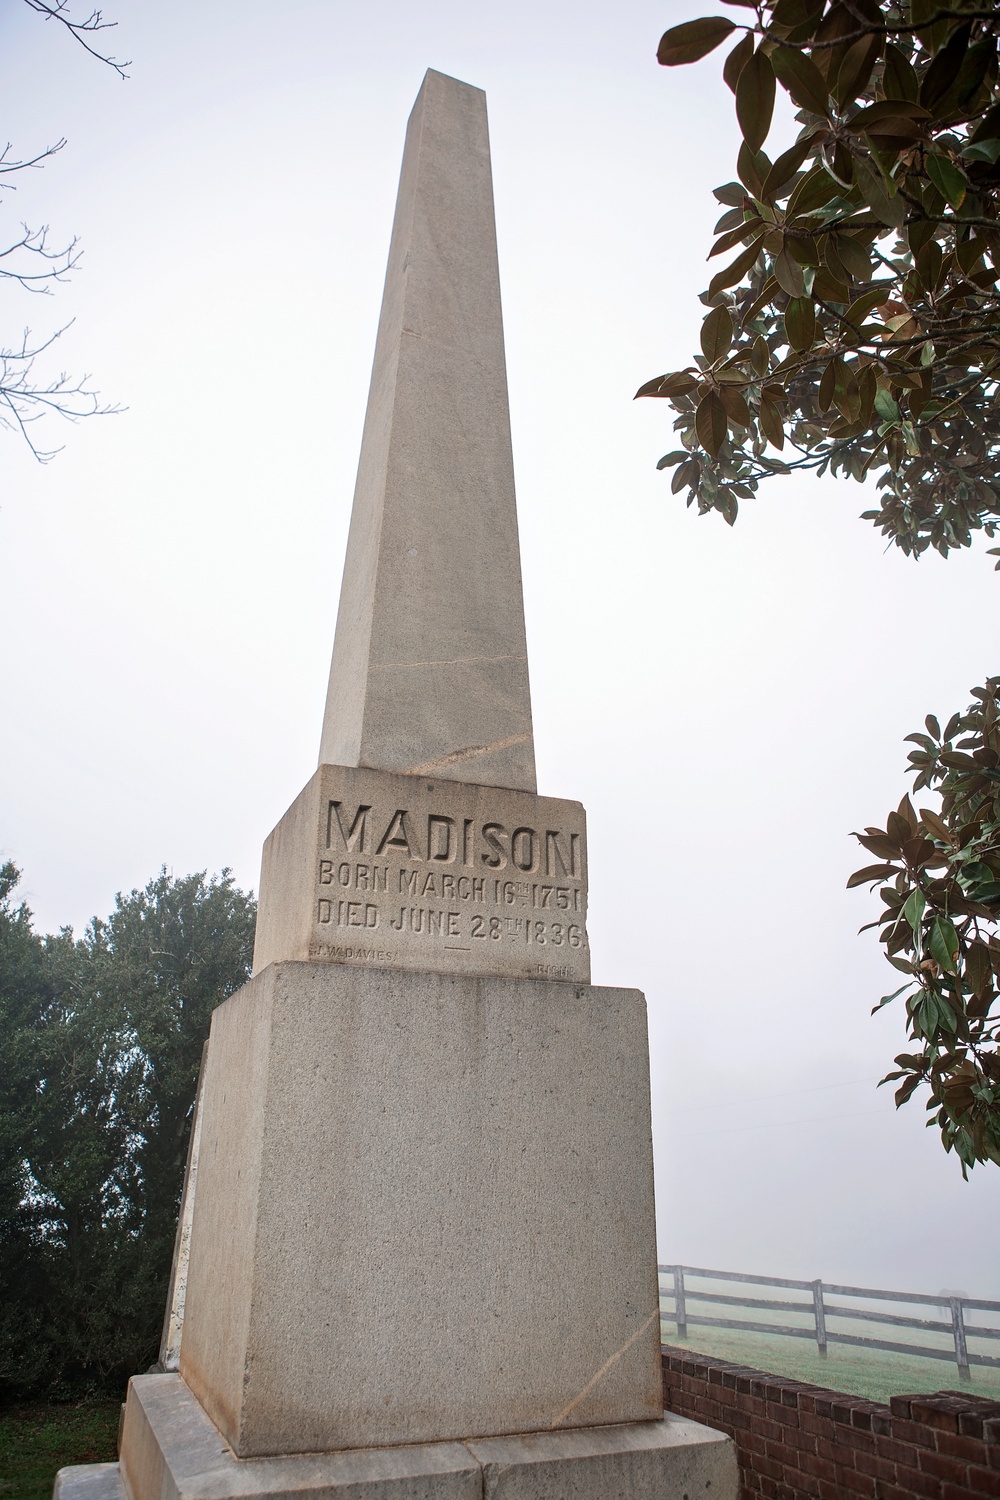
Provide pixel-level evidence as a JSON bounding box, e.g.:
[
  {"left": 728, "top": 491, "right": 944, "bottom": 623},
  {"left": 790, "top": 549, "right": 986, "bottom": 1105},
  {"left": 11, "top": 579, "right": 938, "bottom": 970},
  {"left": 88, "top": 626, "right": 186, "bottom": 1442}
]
[
  {"left": 309, "top": 777, "right": 588, "bottom": 977},
  {"left": 253, "top": 764, "right": 590, "bottom": 981}
]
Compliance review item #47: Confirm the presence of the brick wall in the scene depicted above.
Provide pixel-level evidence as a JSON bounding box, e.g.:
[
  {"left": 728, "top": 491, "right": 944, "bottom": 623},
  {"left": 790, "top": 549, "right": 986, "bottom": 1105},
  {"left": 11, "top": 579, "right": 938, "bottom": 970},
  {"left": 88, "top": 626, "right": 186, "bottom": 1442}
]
[{"left": 662, "top": 1344, "right": 1000, "bottom": 1500}]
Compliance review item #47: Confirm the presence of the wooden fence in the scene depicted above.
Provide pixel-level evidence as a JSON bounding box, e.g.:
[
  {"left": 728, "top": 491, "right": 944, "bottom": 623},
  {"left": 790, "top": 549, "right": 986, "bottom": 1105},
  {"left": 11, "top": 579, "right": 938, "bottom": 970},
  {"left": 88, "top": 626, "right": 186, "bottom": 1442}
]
[{"left": 659, "top": 1263, "right": 1000, "bottom": 1381}]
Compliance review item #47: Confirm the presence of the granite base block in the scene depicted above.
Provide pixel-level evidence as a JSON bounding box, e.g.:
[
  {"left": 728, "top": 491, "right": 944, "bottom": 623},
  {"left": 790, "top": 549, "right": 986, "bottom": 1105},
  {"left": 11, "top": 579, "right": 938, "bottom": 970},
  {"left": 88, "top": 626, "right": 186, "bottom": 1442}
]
[
  {"left": 53, "top": 1466, "right": 125, "bottom": 1500},
  {"left": 104, "top": 1374, "right": 737, "bottom": 1500},
  {"left": 180, "top": 963, "right": 662, "bottom": 1456}
]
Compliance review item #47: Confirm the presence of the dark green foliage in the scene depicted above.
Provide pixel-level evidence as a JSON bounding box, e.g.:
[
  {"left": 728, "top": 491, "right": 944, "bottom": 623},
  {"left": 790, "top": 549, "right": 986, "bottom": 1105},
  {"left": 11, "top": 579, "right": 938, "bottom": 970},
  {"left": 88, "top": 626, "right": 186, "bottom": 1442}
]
[
  {"left": 0, "top": 864, "right": 255, "bottom": 1398},
  {"left": 647, "top": 0, "right": 1000, "bottom": 1173},
  {"left": 643, "top": 0, "right": 1000, "bottom": 557},
  {"left": 849, "top": 688, "right": 1000, "bottom": 1173}
]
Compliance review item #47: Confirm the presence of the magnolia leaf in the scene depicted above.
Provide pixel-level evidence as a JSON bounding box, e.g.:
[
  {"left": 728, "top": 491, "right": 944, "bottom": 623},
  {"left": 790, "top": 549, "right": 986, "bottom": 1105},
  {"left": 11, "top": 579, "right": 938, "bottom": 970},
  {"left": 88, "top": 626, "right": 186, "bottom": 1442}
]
[
  {"left": 903, "top": 887, "right": 926, "bottom": 933},
  {"left": 851, "top": 99, "right": 930, "bottom": 129},
  {"left": 708, "top": 235, "right": 765, "bottom": 298},
  {"left": 695, "top": 389, "right": 728, "bottom": 456},
  {"left": 785, "top": 164, "right": 839, "bottom": 218},
  {"left": 874, "top": 387, "right": 901, "bottom": 424},
  {"left": 784, "top": 295, "right": 815, "bottom": 352},
  {"left": 872, "top": 982, "right": 915, "bottom": 1013},
  {"left": 847, "top": 863, "right": 898, "bottom": 888},
  {"left": 774, "top": 246, "right": 805, "bottom": 297},
  {"left": 818, "top": 359, "right": 837, "bottom": 412},
  {"left": 929, "top": 914, "right": 961, "bottom": 974},
  {"left": 720, "top": 384, "right": 752, "bottom": 427},
  {"left": 830, "top": 233, "right": 872, "bottom": 283},
  {"left": 736, "top": 140, "right": 770, "bottom": 197},
  {"left": 770, "top": 44, "right": 829, "bottom": 115},
  {"left": 657, "top": 16, "right": 736, "bottom": 67},
  {"left": 882, "top": 42, "right": 919, "bottom": 103},
  {"left": 635, "top": 371, "right": 699, "bottom": 400},
  {"left": 736, "top": 48, "right": 776, "bottom": 153},
  {"left": 834, "top": 34, "right": 882, "bottom": 107},
  {"left": 713, "top": 180, "right": 746, "bottom": 206},
  {"left": 925, "top": 154, "right": 968, "bottom": 210},
  {"left": 723, "top": 30, "right": 755, "bottom": 92},
  {"left": 701, "top": 304, "right": 734, "bottom": 361},
  {"left": 919, "top": 23, "right": 972, "bottom": 110},
  {"left": 967, "top": 940, "right": 993, "bottom": 997},
  {"left": 759, "top": 391, "right": 785, "bottom": 449},
  {"left": 918, "top": 808, "right": 951, "bottom": 842},
  {"left": 895, "top": 1073, "right": 923, "bottom": 1107},
  {"left": 761, "top": 132, "right": 819, "bottom": 201},
  {"left": 853, "top": 155, "right": 906, "bottom": 228}
]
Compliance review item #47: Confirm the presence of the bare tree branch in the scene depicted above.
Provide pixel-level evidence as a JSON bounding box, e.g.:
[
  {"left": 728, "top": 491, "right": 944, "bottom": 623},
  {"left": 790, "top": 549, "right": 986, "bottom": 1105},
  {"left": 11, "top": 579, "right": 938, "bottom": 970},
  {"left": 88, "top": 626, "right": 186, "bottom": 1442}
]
[
  {"left": 21, "top": 0, "right": 129, "bottom": 79},
  {"left": 0, "top": 325, "right": 123, "bottom": 463}
]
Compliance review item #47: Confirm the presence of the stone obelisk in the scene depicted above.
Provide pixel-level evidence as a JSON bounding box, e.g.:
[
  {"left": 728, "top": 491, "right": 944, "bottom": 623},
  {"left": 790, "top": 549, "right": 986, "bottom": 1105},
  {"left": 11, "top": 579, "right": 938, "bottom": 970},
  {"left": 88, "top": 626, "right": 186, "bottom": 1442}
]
[{"left": 60, "top": 70, "right": 737, "bottom": 1500}]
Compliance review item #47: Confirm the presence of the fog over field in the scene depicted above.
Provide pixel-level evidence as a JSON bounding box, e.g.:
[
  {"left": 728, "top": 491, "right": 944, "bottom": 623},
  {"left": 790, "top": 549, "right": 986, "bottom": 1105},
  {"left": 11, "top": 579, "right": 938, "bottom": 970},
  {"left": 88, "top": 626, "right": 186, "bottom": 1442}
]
[{"left": 1, "top": 0, "right": 997, "bottom": 1298}]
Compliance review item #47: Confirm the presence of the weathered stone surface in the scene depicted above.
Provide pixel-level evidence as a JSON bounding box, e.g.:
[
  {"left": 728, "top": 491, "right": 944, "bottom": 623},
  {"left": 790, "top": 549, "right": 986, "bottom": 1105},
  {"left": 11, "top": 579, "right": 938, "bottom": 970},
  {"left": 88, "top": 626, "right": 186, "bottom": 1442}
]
[
  {"left": 115, "top": 1375, "right": 737, "bottom": 1500},
  {"left": 159, "top": 1041, "right": 209, "bottom": 1371},
  {"left": 468, "top": 1415, "right": 740, "bottom": 1498},
  {"left": 318, "top": 69, "right": 535, "bottom": 793},
  {"left": 179, "top": 962, "right": 661, "bottom": 1457},
  {"left": 253, "top": 764, "right": 588, "bottom": 981},
  {"left": 119, "top": 1374, "right": 482, "bottom": 1500},
  {"left": 52, "top": 1467, "right": 124, "bottom": 1500}
]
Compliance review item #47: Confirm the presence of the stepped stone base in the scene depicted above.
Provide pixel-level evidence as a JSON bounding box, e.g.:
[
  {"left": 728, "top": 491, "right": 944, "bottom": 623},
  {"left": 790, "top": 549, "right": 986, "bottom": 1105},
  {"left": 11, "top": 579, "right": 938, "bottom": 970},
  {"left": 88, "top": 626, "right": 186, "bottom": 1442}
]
[
  {"left": 56, "top": 1373, "right": 738, "bottom": 1500},
  {"left": 179, "top": 962, "right": 663, "bottom": 1455}
]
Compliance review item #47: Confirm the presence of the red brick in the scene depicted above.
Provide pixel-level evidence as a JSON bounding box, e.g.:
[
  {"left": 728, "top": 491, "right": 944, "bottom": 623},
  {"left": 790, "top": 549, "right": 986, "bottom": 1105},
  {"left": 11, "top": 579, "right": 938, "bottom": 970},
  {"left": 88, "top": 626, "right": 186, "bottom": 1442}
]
[
  {"left": 817, "top": 1437, "right": 851, "bottom": 1467},
  {"left": 780, "top": 1425, "right": 817, "bottom": 1456},
  {"left": 917, "top": 1447, "right": 971, "bottom": 1484},
  {"left": 890, "top": 1462, "right": 942, "bottom": 1499},
  {"left": 838, "top": 1467, "right": 876, "bottom": 1496},
  {"left": 853, "top": 1450, "right": 897, "bottom": 1485},
  {"left": 890, "top": 1397, "right": 913, "bottom": 1420},
  {"left": 934, "top": 1430, "right": 988, "bottom": 1464},
  {"left": 846, "top": 1428, "right": 877, "bottom": 1456},
  {"left": 797, "top": 1451, "right": 838, "bottom": 1484},
  {"left": 872, "top": 1488, "right": 916, "bottom": 1500},
  {"left": 874, "top": 1435, "right": 919, "bottom": 1467},
  {"left": 756, "top": 1455, "right": 785, "bottom": 1483},
  {"left": 800, "top": 1413, "right": 837, "bottom": 1440},
  {"left": 818, "top": 1480, "right": 849, "bottom": 1500},
  {"left": 910, "top": 1400, "right": 962, "bottom": 1433},
  {"left": 818, "top": 1437, "right": 856, "bottom": 1468},
  {"left": 966, "top": 1465, "right": 1000, "bottom": 1498},
  {"left": 781, "top": 1469, "right": 819, "bottom": 1498},
  {"left": 891, "top": 1419, "right": 938, "bottom": 1449}
]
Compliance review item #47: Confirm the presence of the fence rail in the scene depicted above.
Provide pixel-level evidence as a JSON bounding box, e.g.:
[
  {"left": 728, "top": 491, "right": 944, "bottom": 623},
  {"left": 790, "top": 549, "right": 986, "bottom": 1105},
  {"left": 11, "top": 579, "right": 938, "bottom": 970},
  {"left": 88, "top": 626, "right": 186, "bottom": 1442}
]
[{"left": 659, "top": 1263, "right": 1000, "bottom": 1382}]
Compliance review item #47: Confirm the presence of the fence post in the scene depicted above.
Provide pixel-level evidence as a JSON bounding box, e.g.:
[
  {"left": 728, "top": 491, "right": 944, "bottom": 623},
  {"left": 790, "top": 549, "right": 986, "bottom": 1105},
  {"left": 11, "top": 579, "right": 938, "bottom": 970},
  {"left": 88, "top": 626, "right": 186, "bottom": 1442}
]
[
  {"left": 950, "top": 1298, "right": 971, "bottom": 1381},
  {"left": 673, "top": 1266, "right": 687, "bottom": 1340},
  {"left": 812, "top": 1280, "right": 828, "bottom": 1358}
]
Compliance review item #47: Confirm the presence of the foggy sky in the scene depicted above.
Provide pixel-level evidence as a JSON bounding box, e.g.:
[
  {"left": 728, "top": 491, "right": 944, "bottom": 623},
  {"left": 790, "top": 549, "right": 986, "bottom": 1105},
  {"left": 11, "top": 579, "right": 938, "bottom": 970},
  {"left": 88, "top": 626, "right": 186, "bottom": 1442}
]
[{"left": 1, "top": 0, "right": 997, "bottom": 1296}]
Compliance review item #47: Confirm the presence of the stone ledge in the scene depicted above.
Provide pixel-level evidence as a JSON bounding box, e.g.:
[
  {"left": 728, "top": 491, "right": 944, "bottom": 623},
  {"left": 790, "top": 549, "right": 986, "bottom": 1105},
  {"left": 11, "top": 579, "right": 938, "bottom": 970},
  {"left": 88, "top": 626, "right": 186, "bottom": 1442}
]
[
  {"left": 101, "top": 1373, "right": 738, "bottom": 1500},
  {"left": 53, "top": 1465, "right": 125, "bottom": 1500}
]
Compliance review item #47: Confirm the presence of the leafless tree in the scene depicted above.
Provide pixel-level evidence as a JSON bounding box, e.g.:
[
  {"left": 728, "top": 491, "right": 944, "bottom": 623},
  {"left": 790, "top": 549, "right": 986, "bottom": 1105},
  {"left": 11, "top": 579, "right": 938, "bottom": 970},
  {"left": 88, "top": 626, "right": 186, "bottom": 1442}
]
[{"left": 2, "top": 2, "right": 128, "bottom": 461}]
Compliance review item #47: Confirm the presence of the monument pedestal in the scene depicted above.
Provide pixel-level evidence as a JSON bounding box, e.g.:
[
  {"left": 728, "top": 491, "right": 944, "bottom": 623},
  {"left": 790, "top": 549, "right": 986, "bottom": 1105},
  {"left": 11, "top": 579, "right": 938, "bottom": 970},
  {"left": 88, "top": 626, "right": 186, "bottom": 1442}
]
[
  {"left": 178, "top": 960, "right": 662, "bottom": 1454},
  {"left": 58, "top": 1374, "right": 737, "bottom": 1500}
]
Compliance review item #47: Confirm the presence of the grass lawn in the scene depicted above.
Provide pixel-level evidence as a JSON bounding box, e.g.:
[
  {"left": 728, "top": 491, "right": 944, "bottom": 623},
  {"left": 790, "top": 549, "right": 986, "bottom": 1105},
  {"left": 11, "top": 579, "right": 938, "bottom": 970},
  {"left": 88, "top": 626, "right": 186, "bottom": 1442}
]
[
  {"left": 663, "top": 1323, "right": 1000, "bottom": 1405},
  {"left": 0, "top": 1401, "right": 121, "bottom": 1500}
]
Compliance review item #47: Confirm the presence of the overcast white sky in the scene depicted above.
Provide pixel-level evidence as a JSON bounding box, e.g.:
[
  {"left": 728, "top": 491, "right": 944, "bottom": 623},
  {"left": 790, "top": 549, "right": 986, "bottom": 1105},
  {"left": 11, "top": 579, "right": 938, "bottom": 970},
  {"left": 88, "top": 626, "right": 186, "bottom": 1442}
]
[{"left": 1, "top": 0, "right": 997, "bottom": 1298}]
